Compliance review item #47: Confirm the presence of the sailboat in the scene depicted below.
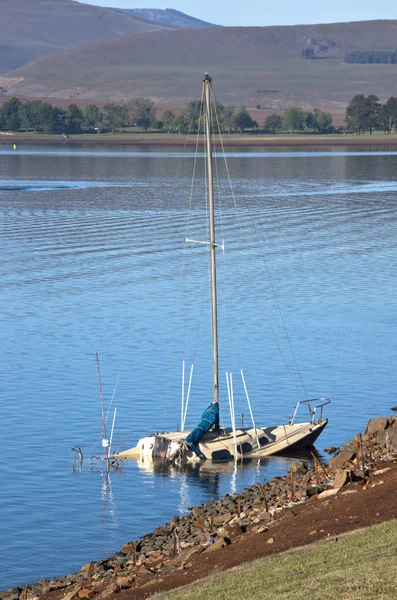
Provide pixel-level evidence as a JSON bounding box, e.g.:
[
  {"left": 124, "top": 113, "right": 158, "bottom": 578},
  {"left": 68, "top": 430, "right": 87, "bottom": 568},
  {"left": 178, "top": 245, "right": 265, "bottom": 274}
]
[{"left": 116, "top": 74, "right": 329, "bottom": 464}]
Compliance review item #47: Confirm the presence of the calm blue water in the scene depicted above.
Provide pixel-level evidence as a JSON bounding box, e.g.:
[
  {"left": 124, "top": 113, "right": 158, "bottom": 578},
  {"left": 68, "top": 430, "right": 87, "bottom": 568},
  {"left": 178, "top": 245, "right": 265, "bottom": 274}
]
[{"left": 1, "top": 143, "right": 397, "bottom": 589}]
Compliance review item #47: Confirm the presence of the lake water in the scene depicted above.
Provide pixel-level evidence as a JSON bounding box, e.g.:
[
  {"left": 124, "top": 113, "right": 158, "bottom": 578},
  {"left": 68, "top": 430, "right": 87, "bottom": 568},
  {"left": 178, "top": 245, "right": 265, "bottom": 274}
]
[{"left": 1, "top": 143, "right": 397, "bottom": 589}]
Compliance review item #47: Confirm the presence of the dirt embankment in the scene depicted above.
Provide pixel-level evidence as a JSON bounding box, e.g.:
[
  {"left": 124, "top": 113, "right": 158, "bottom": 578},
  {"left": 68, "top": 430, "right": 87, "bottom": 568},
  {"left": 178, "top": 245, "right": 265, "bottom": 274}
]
[{"left": 2, "top": 415, "right": 397, "bottom": 600}]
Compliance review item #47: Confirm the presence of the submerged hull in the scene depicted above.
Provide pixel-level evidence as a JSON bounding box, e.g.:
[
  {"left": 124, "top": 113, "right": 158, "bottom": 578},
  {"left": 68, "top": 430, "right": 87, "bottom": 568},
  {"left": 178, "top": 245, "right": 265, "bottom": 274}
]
[{"left": 116, "top": 419, "right": 328, "bottom": 463}]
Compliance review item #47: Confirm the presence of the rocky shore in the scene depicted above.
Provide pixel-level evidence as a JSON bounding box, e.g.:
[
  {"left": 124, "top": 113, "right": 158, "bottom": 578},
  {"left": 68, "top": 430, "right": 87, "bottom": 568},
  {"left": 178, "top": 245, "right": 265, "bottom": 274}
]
[{"left": 2, "top": 415, "right": 397, "bottom": 600}]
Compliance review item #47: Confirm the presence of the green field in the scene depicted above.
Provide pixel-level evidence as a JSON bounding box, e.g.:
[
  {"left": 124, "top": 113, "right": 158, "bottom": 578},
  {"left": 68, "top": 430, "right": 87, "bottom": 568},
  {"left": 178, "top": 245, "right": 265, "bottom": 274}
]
[{"left": 153, "top": 521, "right": 397, "bottom": 600}]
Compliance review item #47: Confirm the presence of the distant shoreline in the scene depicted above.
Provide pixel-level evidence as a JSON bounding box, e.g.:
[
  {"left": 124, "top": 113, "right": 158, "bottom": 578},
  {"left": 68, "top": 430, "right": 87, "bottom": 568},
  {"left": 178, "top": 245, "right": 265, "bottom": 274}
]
[{"left": 2, "top": 132, "right": 397, "bottom": 148}]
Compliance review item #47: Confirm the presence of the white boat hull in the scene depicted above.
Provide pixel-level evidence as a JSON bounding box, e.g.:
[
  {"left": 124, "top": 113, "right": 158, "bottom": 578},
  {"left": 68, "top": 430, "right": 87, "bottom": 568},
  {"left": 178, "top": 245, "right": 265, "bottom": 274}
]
[{"left": 116, "top": 419, "right": 327, "bottom": 463}]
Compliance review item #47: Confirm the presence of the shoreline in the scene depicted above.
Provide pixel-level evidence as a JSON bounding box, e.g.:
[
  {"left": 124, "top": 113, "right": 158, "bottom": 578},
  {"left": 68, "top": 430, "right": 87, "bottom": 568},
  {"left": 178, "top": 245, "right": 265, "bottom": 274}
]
[
  {"left": 3, "top": 415, "right": 397, "bottom": 600},
  {"left": 2, "top": 133, "right": 397, "bottom": 148}
]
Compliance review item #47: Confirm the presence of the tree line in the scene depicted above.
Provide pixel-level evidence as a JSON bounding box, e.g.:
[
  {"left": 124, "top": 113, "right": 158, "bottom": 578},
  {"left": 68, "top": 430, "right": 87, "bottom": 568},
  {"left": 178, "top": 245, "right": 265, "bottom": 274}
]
[
  {"left": 0, "top": 96, "right": 334, "bottom": 135},
  {"left": 344, "top": 50, "right": 397, "bottom": 64},
  {"left": 345, "top": 94, "right": 397, "bottom": 134},
  {"left": 3, "top": 93, "right": 395, "bottom": 137},
  {"left": 0, "top": 97, "right": 159, "bottom": 134}
]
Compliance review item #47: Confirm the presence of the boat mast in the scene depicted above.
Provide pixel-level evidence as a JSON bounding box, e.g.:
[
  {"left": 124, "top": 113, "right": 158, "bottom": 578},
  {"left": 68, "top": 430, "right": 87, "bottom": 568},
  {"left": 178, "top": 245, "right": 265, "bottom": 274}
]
[{"left": 203, "top": 73, "right": 219, "bottom": 405}]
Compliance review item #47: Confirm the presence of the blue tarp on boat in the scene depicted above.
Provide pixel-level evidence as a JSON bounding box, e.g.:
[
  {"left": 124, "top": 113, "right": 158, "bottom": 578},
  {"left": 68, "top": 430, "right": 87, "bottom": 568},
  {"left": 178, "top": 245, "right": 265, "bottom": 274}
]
[{"left": 185, "top": 401, "right": 220, "bottom": 459}]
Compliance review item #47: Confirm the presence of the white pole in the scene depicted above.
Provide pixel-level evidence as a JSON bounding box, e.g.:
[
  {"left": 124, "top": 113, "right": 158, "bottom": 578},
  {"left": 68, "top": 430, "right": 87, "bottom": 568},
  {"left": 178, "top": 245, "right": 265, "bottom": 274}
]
[
  {"left": 109, "top": 407, "right": 117, "bottom": 456},
  {"left": 226, "top": 372, "right": 232, "bottom": 423},
  {"left": 183, "top": 364, "right": 194, "bottom": 431},
  {"left": 181, "top": 360, "right": 185, "bottom": 431},
  {"left": 241, "top": 370, "right": 259, "bottom": 448},
  {"left": 229, "top": 373, "right": 238, "bottom": 464}
]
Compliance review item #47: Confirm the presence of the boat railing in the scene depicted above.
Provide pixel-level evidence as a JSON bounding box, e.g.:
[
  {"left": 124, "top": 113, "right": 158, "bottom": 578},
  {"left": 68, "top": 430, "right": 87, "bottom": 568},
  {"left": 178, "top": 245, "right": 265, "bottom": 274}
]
[{"left": 289, "top": 397, "right": 331, "bottom": 425}]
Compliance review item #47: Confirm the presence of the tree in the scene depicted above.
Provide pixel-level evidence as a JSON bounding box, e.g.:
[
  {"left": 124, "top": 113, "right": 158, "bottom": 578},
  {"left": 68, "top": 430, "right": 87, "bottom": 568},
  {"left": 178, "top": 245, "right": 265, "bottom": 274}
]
[
  {"left": 37, "top": 103, "right": 66, "bottom": 133},
  {"left": 302, "top": 47, "right": 316, "bottom": 59},
  {"left": 18, "top": 100, "right": 44, "bottom": 132},
  {"left": 345, "top": 94, "right": 381, "bottom": 134},
  {"left": 103, "top": 103, "right": 128, "bottom": 132},
  {"left": 2, "top": 97, "right": 21, "bottom": 130},
  {"left": 184, "top": 100, "right": 203, "bottom": 131},
  {"left": 128, "top": 98, "right": 156, "bottom": 131},
  {"left": 233, "top": 106, "right": 256, "bottom": 133},
  {"left": 222, "top": 105, "right": 236, "bottom": 134},
  {"left": 315, "top": 111, "right": 333, "bottom": 133},
  {"left": 304, "top": 111, "right": 317, "bottom": 130},
  {"left": 282, "top": 107, "right": 305, "bottom": 133},
  {"left": 264, "top": 114, "right": 282, "bottom": 134},
  {"left": 213, "top": 101, "right": 226, "bottom": 130},
  {"left": 364, "top": 95, "right": 381, "bottom": 134},
  {"left": 82, "top": 104, "right": 102, "bottom": 131},
  {"left": 162, "top": 110, "right": 176, "bottom": 132},
  {"left": 66, "top": 104, "right": 83, "bottom": 134},
  {"left": 174, "top": 113, "right": 189, "bottom": 133},
  {"left": 345, "top": 94, "right": 366, "bottom": 133},
  {"left": 379, "top": 96, "right": 397, "bottom": 133}
]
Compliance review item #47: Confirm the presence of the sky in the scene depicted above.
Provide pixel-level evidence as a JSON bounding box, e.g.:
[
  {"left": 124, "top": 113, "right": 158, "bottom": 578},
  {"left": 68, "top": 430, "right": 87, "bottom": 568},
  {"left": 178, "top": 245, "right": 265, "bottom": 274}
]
[{"left": 80, "top": 0, "right": 396, "bottom": 27}]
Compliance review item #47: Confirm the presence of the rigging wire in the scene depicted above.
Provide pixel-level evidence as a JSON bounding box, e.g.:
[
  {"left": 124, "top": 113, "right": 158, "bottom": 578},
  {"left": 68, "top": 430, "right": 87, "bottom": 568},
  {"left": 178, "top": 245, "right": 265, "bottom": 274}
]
[
  {"left": 163, "top": 90, "right": 206, "bottom": 424},
  {"left": 211, "top": 83, "right": 307, "bottom": 402}
]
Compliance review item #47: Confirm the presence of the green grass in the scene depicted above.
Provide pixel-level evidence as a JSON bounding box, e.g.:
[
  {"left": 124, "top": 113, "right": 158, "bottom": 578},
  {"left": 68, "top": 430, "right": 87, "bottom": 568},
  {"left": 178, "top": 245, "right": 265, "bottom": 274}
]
[
  {"left": 153, "top": 520, "right": 397, "bottom": 600},
  {"left": 5, "top": 130, "right": 397, "bottom": 145}
]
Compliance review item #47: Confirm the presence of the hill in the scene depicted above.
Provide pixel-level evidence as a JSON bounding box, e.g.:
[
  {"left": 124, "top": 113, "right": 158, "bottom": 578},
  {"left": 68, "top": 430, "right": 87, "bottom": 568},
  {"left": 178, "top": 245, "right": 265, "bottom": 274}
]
[
  {"left": 1, "top": 20, "right": 397, "bottom": 117},
  {"left": 0, "top": 0, "right": 168, "bottom": 74},
  {"left": 115, "top": 8, "right": 218, "bottom": 29}
]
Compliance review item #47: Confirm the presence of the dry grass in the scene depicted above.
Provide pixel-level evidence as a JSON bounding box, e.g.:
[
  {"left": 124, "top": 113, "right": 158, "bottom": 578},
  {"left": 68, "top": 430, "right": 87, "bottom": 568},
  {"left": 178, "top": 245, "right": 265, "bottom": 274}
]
[
  {"left": 153, "top": 520, "right": 397, "bottom": 600},
  {"left": 3, "top": 20, "right": 397, "bottom": 114}
]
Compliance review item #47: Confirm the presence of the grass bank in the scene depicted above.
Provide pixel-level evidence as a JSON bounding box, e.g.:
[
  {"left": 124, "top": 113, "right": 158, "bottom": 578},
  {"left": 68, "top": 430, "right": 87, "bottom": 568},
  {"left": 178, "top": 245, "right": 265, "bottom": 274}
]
[
  {"left": 153, "top": 520, "right": 397, "bottom": 600},
  {"left": 2, "top": 131, "right": 397, "bottom": 147}
]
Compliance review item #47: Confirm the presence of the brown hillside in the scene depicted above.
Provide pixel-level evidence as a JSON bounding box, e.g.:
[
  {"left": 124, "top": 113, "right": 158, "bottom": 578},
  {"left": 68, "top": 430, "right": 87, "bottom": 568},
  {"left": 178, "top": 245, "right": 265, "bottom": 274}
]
[
  {"left": 0, "top": 0, "right": 167, "bottom": 74},
  {"left": 2, "top": 20, "right": 397, "bottom": 113}
]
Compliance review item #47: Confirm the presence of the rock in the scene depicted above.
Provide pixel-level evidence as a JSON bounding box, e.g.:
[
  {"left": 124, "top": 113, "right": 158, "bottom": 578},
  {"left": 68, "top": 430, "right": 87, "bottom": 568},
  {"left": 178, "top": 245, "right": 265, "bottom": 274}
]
[
  {"left": 389, "top": 415, "right": 397, "bottom": 427},
  {"left": 309, "top": 530, "right": 317, "bottom": 535},
  {"left": 306, "top": 486, "right": 321, "bottom": 497},
  {"left": 329, "top": 451, "right": 355, "bottom": 470},
  {"left": 0, "top": 589, "right": 22, "bottom": 600},
  {"left": 95, "top": 583, "right": 118, "bottom": 600},
  {"left": 213, "top": 513, "right": 232, "bottom": 526},
  {"left": 324, "top": 446, "right": 337, "bottom": 454},
  {"left": 62, "top": 585, "right": 83, "bottom": 600},
  {"left": 338, "top": 440, "right": 356, "bottom": 453},
  {"left": 318, "top": 489, "right": 339, "bottom": 501},
  {"left": 333, "top": 470, "right": 350, "bottom": 489},
  {"left": 295, "top": 490, "right": 307, "bottom": 500},
  {"left": 377, "top": 428, "right": 397, "bottom": 451},
  {"left": 169, "top": 546, "right": 204, "bottom": 564},
  {"left": 121, "top": 542, "right": 136, "bottom": 555},
  {"left": 227, "top": 525, "right": 245, "bottom": 538},
  {"left": 391, "top": 406, "right": 397, "bottom": 412},
  {"left": 373, "top": 467, "right": 391, "bottom": 475},
  {"left": 266, "top": 537, "right": 275, "bottom": 544},
  {"left": 366, "top": 417, "right": 389, "bottom": 434},
  {"left": 257, "top": 511, "right": 271, "bottom": 522},
  {"left": 78, "top": 589, "right": 95, "bottom": 599},
  {"left": 341, "top": 490, "right": 359, "bottom": 495},
  {"left": 115, "top": 576, "right": 133, "bottom": 589},
  {"left": 203, "top": 538, "right": 226, "bottom": 553},
  {"left": 254, "top": 525, "right": 269, "bottom": 534},
  {"left": 290, "top": 460, "right": 308, "bottom": 474},
  {"left": 193, "top": 518, "right": 206, "bottom": 530}
]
